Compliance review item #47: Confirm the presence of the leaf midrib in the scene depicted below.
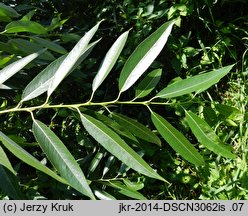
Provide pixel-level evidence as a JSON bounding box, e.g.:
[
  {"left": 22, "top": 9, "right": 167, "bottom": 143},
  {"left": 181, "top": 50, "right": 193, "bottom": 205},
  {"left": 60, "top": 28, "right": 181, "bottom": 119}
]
[
  {"left": 22, "top": 78, "right": 51, "bottom": 101},
  {"left": 122, "top": 29, "right": 169, "bottom": 92},
  {"left": 186, "top": 112, "right": 234, "bottom": 156},
  {"left": 0, "top": 132, "right": 66, "bottom": 183},
  {"left": 153, "top": 113, "right": 202, "bottom": 163},
  {"left": 135, "top": 70, "right": 160, "bottom": 98},
  {"left": 81, "top": 114, "right": 158, "bottom": 177},
  {"left": 34, "top": 121, "right": 86, "bottom": 187},
  {"left": 158, "top": 69, "right": 228, "bottom": 97},
  {"left": 114, "top": 114, "right": 159, "bottom": 144}
]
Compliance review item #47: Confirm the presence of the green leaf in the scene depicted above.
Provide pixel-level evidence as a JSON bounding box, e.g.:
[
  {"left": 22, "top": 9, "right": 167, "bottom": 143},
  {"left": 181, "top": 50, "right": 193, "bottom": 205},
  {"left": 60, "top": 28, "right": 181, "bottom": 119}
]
[
  {"left": 156, "top": 65, "right": 234, "bottom": 98},
  {"left": 118, "top": 151, "right": 145, "bottom": 175},
  {"left": 0, "top": 165, "right": 24, "bottom": 199},
  {"left": 31, "top": 36, "right": 67, "bottom": 54},
  {"left": 32, "top": 119, "right": 95, "bottom": 199},
  {"left": 0, "top": 3, "right": 20, "bottom": 18},
  {"left": 20, "top": 10, "right": 36, "bottom": 21},
  {"left": 92, "top": 30, "right": 129, "bottom": 93},
  {"left": 135, "top": 68, "right": 162, "bottom": 99},
  {"left": 0, "top": 54, "right": 14, "bottom": 67},
  {"left": 79, "top": 112, "right": 166, "bottom": 182},
  {"left": 102, "top": 155, "right": 115, "bottom": 177},
  {"left": 21, "top": 41, "right": 99, "bottom": 102},
  {"left": 215, "top": 104, "right": 242, "bottom": 121},
  {"left": 106, "top": 181, "right": 147, "bottom": 200},
  {"left": 119, "top": 19, "right": 175, "bottom": 93},
  {"left": 8, "top": 39, "right": 55, "bottom": 61},
  {"left": 151, "top": 112, "right": 204, "bottom": 166},
  {"left": 87, "top": 150, "right": 105, "bottom": 177},
  {"left": 111, "top": 113, "right": 161, "bottom": 146},
  {"left": 94, "top": 189, "right": 116, "bottom": 200},
  {"left": 203, "top": 106, "right": 218, "bottom": 126},
  {"left": 123, "top": 179, "right": 144, "bottom": 191},
  {"left": 21, "top": 55, "right": 66, "bottom": 102},
  {"left": 5, "top": 20, "right": 47, "bottom": 34},
  {"left": 0, "top": 50, "right": 43, "bottom": 85},
  {"left": 81, "top": 110, "right": 139, "bottom": 144},
  {"left": 0, "top": 145, "right": 15, "bottom": 174},
  {"left": 48, "top": 21, "right": 102, "bottom": 97},
  {"left": 0, "top": 41, "right": 17, "bottom": 55},
  {"left": 0, "top": 131, "right": 67, "bottom": 184},
  {"left": 0, "top": 16, "right": 12, "bottom": 22},
  {"left": 47, "top": 16, "right": 68, "bottom": 32},
  {"left": 185, "top": 110, "right": 236, "bottom": 159}
]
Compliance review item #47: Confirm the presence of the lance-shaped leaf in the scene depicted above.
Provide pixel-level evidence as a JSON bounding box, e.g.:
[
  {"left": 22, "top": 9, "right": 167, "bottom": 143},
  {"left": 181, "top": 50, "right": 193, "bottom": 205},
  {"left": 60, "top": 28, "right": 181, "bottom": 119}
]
[
  {"left": 8, "top": 39, "right": 55, "bottom": 61},
  {"left": 21, "top": 40, "right": 99, "bottom": 102},
  {"left": 32, "top": 119, "right": 95, "bottom": 199},
  {"left": 102, "top": 155, "right": 115, "bottom": 177},
  {"left": 21, "top": 10, "right": 36, "bottom": 21},
  {"left": 79, "top": 112, "right": 166, "bottom": 182},
  {"left": 151, "top": 112, "right": 204, "bottom": 166},
  {"left": 0, "top": 50, "right": 44, "bottom": 85},
  {"left": 119, "top": 19, "right": 175, "bottom": 93},
  {"left": 21, "top": 55, "right": 66, "bottom": 102},
  {"left": 4, "top": 20, "right": 47, "bottom": 34},
  {"left": 0, "top": 54, "right": 14, "bottom": 67},
  {"left": 0, "top": 165, "right": 24, "bottom": 199},
  {"left": 104, "top": 181, "right": 147, "bottom": 200},
  {"left": 215, "top": 104, "right": 242, "bottom": 121},
  {"left": 94, "top": 189, "right": 116, "bottom": 200},
  {"left": 123, "top": 179, "right": 144, "bottom": 191},
  {"left": 0, "top": 145, "right": 15, "bottom": 174},
  {"left": 185, "top": 110, "right": 236, "bottom": 159},
  {"left": 0, "top": 3, "right": 20, "bottom": 18},
  {"left": 134, "top": 68, "right": 162, "bottom": 99},
  {"left": 156, "top": 64, "right": 234, "bottom": 98},
  {"left": 80, "top": 110, "right": 138, "bottom": 144},
  {"left": 92, "top": 30, "right": 129, "bottom": 93},
  {"left": 111, "top": 112, "right": 161, "bottom": 146},
  {"left": 31, "top": 36, "right": 67, "bottom": 54},
  {"left": 87, "top": 150, "right": 105, "bottom": 177},
  {"left": 48, "top": 21, "right": 102, "bottom": 97},
  {"left": 0, "top": 131, "right": 66, "bottom": 184}
]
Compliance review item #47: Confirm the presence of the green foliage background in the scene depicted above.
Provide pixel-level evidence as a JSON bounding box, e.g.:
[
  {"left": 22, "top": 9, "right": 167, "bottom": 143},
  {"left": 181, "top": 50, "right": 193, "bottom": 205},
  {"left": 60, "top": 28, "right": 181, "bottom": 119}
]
[{"left": 0, "top": 0, "right": 247, "bottom": 200}]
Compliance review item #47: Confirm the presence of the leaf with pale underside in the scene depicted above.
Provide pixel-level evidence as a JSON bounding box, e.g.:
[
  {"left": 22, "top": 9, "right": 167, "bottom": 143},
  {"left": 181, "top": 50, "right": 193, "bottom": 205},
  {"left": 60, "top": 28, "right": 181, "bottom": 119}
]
[
  {"left": 79, "top": 112, "right": 167, "bottom": 182},
  {"left": 48, "top": 21, "right": 102, "bottom": 97},
  {"left": 119, "top": 19, "right": 175, "bottom": 93},
  {"left": 156, "top": 65, "right": 234, "bottom": 98},
  {"left": 0, "top": 131, "right": 66, "bottom": 184},
  {"left": 0, "top": 84, "right": 11, "bottom": 89},
  {"left": 151, "top": 112, "right": 204, "bottom": 166},
  {"left": 92, "top": 30, "right": 129, "bottom": 93},
  {"left": 185, "top": 110, "right": 236, "bottom": 159},
  {"left": 94, "top": 189, "right": 116, "bottom": 200},
  {"left": 0, "top": 50, "right": 44, "bottom": 86},
  {"left": 21, "top": 40, "right": 99, "bottom": 102},
  {"left": 32, "top": 119, "right": 95, "bottom": 199}
]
